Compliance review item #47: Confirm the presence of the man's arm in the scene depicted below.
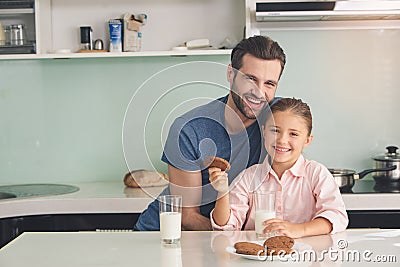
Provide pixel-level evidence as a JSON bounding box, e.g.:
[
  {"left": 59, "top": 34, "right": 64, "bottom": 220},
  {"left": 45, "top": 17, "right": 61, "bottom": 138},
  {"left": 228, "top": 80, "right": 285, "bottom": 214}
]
[{"left": 168, "top": 165, "right": 212, "bottom": 230}]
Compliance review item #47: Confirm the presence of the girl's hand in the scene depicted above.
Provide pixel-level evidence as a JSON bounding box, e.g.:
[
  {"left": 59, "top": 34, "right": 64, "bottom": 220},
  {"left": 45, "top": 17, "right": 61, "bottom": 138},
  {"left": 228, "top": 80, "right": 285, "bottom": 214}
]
[
  {"left": 262, "top": 218, "right": 305, "bottom": 239},
  {"left": 208, "top": 167, "right": 229, "bottom": 193}
]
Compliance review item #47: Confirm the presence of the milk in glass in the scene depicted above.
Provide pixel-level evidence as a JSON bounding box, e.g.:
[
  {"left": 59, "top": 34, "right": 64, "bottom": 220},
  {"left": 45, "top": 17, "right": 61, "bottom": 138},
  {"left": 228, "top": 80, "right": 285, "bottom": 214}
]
[
  {"left": 255, "top": 210, "right": 276, "bottom": 235},
  {"left": 158, "top": 195, "right": 182, "bottom": 244},
  {"left": 160, "top": 212, "right": 182, "bottom": 240}
]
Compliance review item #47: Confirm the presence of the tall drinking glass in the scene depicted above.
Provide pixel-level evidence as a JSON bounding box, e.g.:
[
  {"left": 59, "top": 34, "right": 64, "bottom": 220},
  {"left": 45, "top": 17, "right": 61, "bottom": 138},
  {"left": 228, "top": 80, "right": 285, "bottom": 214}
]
[
  {"left": 254, "top": 190, "right": 276, "bottom": 239},
  {"left": 158, "top": 195, "right": 182, "bottom": 245}
]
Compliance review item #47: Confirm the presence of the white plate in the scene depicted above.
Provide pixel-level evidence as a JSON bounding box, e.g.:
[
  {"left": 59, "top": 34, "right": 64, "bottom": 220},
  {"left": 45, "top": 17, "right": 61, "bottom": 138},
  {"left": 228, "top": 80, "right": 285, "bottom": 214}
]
[{"left": 226, "top": 241, "right": 312, "bottom": 261}]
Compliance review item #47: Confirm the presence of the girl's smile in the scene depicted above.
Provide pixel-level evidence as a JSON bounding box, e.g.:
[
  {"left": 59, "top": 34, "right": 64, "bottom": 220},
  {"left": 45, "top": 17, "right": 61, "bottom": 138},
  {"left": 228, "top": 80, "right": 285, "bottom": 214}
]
[{"left": 264, "top": 110, "right": 313, "bottom": 177}]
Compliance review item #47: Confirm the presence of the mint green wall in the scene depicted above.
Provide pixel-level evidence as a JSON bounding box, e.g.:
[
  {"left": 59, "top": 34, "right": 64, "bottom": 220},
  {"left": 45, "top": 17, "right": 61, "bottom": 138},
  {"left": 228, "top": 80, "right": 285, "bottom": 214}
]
[
  {"left": 0, "top": 56, "right": 230, "bottom": 183},
  {"left": 1, "top": 29, "right": 399, "bottom": 184},
  {"left": 264, "top": 29, "right": 400, "bottom": 176}
]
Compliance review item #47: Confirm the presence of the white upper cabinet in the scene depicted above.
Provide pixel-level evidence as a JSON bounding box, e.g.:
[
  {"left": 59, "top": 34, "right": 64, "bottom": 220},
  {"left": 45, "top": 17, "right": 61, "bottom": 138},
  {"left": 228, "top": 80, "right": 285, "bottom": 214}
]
[{"left": 1, "top": 0, "right": 245, "bottom": 60}]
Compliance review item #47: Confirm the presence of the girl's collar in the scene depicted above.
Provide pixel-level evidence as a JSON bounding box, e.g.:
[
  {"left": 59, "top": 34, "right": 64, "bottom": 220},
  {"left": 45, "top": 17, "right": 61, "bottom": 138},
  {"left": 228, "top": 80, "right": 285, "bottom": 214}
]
[{"left": 264, "top": 154, "right": 306, "bottom": 178}]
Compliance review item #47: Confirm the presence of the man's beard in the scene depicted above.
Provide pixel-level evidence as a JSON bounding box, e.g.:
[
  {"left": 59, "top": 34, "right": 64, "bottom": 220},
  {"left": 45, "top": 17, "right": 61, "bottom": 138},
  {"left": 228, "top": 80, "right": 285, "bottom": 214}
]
[
  {"left": 232, "top": 91, "right": 255, "bottom": 119},
  {"left": 231, "top": 91, "right": 266, "bottom": 120}
]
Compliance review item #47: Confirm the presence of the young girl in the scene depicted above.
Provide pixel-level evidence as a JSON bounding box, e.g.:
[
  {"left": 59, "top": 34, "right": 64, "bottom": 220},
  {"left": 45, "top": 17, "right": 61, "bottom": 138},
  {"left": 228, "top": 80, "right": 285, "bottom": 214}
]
[{"left": 209, "top": 98, "right": 348, "bottom": 238}]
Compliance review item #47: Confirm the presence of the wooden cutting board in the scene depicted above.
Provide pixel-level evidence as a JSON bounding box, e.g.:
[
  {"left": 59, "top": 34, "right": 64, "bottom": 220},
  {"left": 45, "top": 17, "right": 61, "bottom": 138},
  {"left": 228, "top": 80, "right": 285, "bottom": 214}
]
[{"left": 77, "top": 49, "right": 108, "bottom": 53}]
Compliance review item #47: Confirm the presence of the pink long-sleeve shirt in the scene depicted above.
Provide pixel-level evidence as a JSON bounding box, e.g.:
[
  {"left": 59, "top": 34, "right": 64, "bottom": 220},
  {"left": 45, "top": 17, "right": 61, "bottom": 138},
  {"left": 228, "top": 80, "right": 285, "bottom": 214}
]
[{"left": 210, "top": 155, "right": 349, "bottom": 234}]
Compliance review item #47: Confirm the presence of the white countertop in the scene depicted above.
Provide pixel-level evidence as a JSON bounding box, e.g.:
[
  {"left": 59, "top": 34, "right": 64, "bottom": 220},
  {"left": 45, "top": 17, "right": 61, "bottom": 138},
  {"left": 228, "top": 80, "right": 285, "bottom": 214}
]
[
  {"left": 0, "top": 182, "right": 165, "bottom": 219},
  {"left": 0, "top": 229, "right": 399, "bottom": 266},
  {"left": 0, "top": 182, "right": 399, "bottom": 219}
]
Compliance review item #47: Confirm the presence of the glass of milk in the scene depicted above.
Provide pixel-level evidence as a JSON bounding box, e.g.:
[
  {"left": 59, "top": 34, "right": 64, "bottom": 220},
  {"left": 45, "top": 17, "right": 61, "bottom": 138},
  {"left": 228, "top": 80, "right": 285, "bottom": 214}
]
[
  {"left": 158, "top": 195, "right": 182, "bottom": 245},
  {"left": 254, "top": 190, "right": 276, "bottom": 239}
]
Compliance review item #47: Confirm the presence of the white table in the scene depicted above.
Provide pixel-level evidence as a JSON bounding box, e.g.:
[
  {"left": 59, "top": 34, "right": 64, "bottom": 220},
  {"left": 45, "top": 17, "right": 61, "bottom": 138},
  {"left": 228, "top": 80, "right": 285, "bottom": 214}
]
[{"left": 0, "top": 229, "right": 399, "bottom": 266}]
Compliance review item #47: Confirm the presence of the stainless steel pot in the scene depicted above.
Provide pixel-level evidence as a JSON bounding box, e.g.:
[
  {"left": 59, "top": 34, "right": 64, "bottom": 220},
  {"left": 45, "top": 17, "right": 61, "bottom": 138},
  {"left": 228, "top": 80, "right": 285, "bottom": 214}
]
[
  {"left": 329, "top": 165, "right": 396, "bottom": 192},
  {"left": 372, "top": 146, "right": 400, "bottom": 183}
]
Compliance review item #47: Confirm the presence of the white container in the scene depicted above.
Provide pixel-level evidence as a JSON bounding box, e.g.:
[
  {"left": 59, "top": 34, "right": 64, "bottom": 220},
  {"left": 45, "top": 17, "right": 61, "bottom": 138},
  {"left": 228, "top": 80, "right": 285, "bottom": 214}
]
[
  {"left": 158, "top": 195, "right": 182, "bottom": 245},
  {"left": 0, "top": 22, "right": 5, "bottom": 46},
  {"left": 109, "top": 19, "right": 122, "bottom": 52}
]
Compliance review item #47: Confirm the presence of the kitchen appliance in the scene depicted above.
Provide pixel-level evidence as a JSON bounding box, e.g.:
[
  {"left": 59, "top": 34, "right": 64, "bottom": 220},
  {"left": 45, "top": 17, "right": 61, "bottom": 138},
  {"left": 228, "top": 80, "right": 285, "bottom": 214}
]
[
  {"left": 80, "top": 26, "right": 93, "bottom": 50},
  {"left": 94, "top": 39, "right": 104, "bottom": 50},
  {"left": 350, "top": 179, "right": 400, "bottom": 194},
  {"left": 0, "top": 183, "right": 79, "bottom": 198},
  {"left": 372, "top": 146, "right": 400, "bottom": 183},
  {"left": 255, "top": 0, "right": 400, "bottom": 22},
  {"left": 329, "top": 166, "right": 396, "bottom": 193}
]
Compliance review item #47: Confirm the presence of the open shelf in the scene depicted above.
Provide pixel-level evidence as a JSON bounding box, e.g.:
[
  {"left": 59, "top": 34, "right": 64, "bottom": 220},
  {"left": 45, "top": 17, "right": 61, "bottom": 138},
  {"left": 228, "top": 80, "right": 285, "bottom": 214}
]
[{"left": 0, "top": 48, "right": 232, "bottom": 60}]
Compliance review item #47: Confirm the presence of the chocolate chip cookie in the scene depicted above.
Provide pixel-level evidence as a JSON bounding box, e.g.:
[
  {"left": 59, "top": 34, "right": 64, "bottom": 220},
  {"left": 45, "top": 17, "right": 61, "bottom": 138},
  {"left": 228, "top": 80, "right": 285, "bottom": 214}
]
[
  {"left": 234, "top": 242, "right": 266, "bottom": 256},
  {"left": 204, "top": 156, "right": 231, "bottom": 171},
  {"left": 263, "top": 236, "right": 294, "bottom": 255}
]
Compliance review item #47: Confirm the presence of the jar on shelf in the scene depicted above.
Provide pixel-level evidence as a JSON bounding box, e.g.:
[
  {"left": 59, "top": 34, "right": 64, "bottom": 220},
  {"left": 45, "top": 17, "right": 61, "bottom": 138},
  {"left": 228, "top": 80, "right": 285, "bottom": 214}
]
[
  {"left": 9, "top": 24, "right": 26, "bottom": 46},
  {"left": 0, "top": 22, "right": 5, "bottom": 46}
]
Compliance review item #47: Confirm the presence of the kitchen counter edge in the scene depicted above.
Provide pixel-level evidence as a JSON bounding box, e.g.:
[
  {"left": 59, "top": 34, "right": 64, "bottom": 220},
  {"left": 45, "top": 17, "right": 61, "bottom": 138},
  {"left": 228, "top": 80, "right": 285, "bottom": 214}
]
[{"left": 0, "top": 182, "right": 399, "bottom": 219}]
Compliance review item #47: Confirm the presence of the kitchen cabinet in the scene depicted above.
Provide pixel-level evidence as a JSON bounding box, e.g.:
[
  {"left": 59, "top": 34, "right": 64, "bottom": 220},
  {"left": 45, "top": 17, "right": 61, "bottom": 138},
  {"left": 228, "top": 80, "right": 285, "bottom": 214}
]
[
  {"left": 0, "top": 0, "right": 36, "bottom": 55},
  {"left": 0, "top": 213, "right": 139, "bottom": 248},
  {"left": 0, "top": 0, "right": 245, "bottom": 60},
  {"left": 347, "top": 210, "right": 400, "bottom": 228}
]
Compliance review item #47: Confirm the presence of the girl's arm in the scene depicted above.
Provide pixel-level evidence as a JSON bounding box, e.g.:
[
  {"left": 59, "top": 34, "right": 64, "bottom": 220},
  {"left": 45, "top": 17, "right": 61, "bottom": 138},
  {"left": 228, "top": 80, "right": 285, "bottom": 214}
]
[
  {"left": 209, "top": 167, "right": 231, "bottom": 226},
  {"left": 302, "top": 217, "right": 332, "bottom": 236},
  {"left": 212, "top": 191, "right": 231, "bottom": 226}
]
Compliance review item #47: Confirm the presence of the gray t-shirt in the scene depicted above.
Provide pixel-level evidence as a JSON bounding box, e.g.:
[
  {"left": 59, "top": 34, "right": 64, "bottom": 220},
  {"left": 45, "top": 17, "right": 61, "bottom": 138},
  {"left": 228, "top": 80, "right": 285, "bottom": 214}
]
[{"left": 134, "top": 95, "right": 272, "bottom": 231}]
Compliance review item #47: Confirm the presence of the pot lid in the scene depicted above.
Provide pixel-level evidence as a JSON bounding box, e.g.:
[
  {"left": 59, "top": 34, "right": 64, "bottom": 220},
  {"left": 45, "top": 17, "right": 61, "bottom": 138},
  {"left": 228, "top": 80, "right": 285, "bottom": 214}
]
[
  {"left": 372, "top": 146, "right": 400, "bottom": 162},
  {"left": 328, "top": 168, "right": 356, "bottom": 176}
]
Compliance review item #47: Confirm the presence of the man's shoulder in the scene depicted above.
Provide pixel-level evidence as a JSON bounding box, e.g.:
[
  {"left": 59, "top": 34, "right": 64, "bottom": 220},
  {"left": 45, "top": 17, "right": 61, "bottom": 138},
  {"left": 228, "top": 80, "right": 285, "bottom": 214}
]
[
  {"left": 173, "top": 95, "right": 228, "bottom": 131},
  {"left": 179, "top": 95, "right": 227, "bottom": 120}
]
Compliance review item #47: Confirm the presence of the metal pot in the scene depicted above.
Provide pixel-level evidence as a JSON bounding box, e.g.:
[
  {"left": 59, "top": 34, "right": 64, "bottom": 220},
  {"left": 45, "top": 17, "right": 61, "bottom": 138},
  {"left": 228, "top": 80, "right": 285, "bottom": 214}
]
[
  {"left": 372, "top": 146, "right": 400, "bottom": 183},
  {"left": 329, "top": 165, "right": 396, "bottom": 192}
]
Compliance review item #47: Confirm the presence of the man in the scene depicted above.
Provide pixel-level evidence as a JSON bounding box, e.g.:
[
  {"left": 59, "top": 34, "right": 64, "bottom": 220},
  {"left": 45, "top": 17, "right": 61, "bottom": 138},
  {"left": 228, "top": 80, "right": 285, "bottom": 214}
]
[{"left": 134, "top": 35, "right": 286, "bottom": 231}]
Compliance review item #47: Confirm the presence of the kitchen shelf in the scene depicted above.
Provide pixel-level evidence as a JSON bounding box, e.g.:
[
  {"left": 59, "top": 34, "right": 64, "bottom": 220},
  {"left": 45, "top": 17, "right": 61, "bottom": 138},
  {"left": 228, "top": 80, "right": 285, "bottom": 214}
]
[
  {"left": 0, "top": 43, "right": 35, "bottom": 54},
  {"left": 0, "top": 8, "right": 34, "bottom": 15},
  {"left": 0, "top": 0, "right": 244, "bottom": 60},
  {"left": 0, "top": 49, "right": 232, "bottom": 60}
]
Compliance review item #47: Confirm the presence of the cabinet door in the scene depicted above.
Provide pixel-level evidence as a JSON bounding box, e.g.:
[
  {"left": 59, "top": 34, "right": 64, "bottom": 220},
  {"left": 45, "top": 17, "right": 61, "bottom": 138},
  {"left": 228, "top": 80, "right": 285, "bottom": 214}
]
[
  {"left": 0, "top": 215, "right": 54, "bottom": 248},
  {"left": 0, "top": 213, "right": 140, "bottom": 248},
  {"left": 0, "top": 0, "right": 36, "bottom": 55},
  {"left": 347, "top": 210, "right": 400, "bottom": 228}
]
